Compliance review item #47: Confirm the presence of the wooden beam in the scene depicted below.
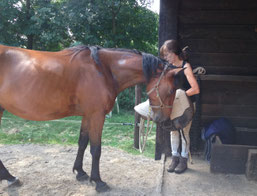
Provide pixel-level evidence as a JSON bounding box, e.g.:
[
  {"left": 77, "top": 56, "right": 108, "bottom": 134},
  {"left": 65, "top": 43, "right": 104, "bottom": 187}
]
[
  {"left": 236, "top": 130, "right": 257, "bottom": 146},
  {"left": 134, "top": 85, "right": 142, "bottom": 149},
  {"left": 179, "top": 24, "right": 257, "bottom": 40},
  {"left": 156, "top": 0, "right": 180, "bottom": 160},
  {"left": 202, "top": 116, "right": 257, "bottom": 128},
  {"left": 180, "top": 0, "right": 257, "bottom": 10},
  {"left": 179, "top": 11, "right": 257, "bottom": 25},
  {"left": 199, "top": 75, "right": 257, "bottom": 82},
  {"left": 155, "top": 123, "right": 171, "bottom": 160},
  {"left": 196, "top": 66, "right": 257, "bottom": 76},
  {"left": 201, "top": 92, "right": 257, "bottom": 105},
  {"left": 201, "top": 104, "right": 257, "bottom": 117},
  {"left": 181, "top": 39, "right": 257, "bottom": 53},
  {"left": 158, "top": 0, "right": 180, "bottom": 47},
  {"left": 190, "top": 53, "right": 257, "bottom": 66}
]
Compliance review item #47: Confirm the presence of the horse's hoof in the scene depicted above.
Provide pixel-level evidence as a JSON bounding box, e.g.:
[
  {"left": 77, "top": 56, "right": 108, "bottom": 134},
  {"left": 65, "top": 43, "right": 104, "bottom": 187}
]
[
  {"left": 8, "top": 178, "right": 22, "bottom": 187},
  {"left": 95, "top": 181, "right": 110, "bottom": 193},
  {"left": 76, "top": 173, "right": 89, "bottom": 181}
]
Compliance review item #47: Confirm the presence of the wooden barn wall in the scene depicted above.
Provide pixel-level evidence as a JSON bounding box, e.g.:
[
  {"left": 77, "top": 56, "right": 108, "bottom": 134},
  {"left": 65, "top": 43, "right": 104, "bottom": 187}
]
[
  {"left": 200, "top": 76, "right": 257, "bottom": 129},
  {"left": 177, "top": 0, "right": 257, "bottom": 130},
  {"left": 178, "top": 0, "right": 257, "bottom": 75}
]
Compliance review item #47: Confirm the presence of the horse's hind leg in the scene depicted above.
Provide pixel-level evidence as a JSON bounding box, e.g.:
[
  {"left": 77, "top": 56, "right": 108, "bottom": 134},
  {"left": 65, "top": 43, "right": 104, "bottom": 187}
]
[
  {"left": 0, "top": 160, "right": 15, "bottom": 181},
  {"left": 0, "top": 160, "right": 21, "bottom": 186},
  {"left": 73, "top": 122, "right": 90, "bottom": 181}
]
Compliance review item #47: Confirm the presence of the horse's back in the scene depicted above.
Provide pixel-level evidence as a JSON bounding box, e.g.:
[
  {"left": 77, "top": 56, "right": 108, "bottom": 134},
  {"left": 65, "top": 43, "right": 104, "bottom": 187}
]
[
  {"left": 0, "top": 45, "right": 115, "bottom": 121},
  {"left": 0, "top": 45, "right": 84, "bottom": 120}
]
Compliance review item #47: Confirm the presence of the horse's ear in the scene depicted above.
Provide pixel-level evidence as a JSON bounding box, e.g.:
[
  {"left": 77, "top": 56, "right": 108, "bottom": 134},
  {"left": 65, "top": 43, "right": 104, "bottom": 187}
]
[
  {"left": 166, "top": 68, "right": 186, "bottom": 89},
  {"left": 174, "top": 68, "right": 186, "bottom": 89}
]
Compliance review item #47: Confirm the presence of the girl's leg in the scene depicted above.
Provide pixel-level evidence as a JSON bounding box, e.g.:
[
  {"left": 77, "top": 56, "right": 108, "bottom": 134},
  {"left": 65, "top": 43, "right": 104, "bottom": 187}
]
[
  {"left": 171, "top": 131, "right": 180, "bottom": 157},
  {"left": 180, "top": 121, "right": 192, "bottom": 158},
  {"left": 167, "top": 131, "right": 180, "bottom": 172}
]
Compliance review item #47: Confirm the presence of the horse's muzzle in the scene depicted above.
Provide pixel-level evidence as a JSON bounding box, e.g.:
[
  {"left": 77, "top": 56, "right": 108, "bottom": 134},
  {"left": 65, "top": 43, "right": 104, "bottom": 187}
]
[{"left": 152, "top": 111, "right": 169, "bottom": 123}]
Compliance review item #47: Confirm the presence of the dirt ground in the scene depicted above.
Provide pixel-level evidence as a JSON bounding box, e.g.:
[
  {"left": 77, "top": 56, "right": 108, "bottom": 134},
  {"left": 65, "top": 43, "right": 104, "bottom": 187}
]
[
  {"left": 0, "top": 144, "right": 256, "bottom": 196},
  {"left": 162, "top": 156, "right": 257, "bottom": 196},
  {"left": 0, "top": 144, "right": 161, "bottom": 196}
]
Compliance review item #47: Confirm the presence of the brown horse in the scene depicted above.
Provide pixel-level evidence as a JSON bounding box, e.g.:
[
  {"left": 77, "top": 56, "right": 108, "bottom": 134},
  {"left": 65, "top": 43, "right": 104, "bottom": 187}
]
[{"left": 0, "top": 44, "right": 182, "bottom": 192}]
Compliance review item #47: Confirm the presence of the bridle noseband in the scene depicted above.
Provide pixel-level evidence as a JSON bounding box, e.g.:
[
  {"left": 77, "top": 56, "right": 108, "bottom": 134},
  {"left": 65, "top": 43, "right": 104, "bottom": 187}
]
[{"left": 147, "top": 64, "right": 173, "bottom": 109}]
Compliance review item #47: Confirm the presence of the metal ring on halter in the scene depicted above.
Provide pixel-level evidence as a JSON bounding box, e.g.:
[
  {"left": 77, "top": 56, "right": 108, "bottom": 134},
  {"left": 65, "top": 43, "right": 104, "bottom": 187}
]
[{"left": 147, "top": 64, "right": 173, "bottom": 109}]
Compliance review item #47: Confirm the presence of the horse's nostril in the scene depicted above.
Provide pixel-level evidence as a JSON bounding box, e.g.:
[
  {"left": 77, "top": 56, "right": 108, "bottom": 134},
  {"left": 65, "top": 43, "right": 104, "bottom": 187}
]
[
  {"left": 152, "top": 113, "right": 160, "bottom": 122},
  {"left": 152, "top": 112, "right": 167, "bottom": 123}
]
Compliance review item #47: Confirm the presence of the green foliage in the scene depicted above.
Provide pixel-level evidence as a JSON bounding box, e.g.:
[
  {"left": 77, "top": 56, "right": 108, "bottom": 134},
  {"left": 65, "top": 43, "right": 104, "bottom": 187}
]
[
  {"left": 0, "top": 0, "right": 158, "bottom": 110},
  {"left": 117, "top": 87, "right": 135, "bottom": 111},
  {"left": 66, "top": 0, "right": 158, "bottom": 53},
  {"left": 118, "top": 85, "right": 148, "bottom": 111},
  {"left": 0, "top": 0, "right": 158, "bottom": 157},
  {"left": 0, "top": 0, "right": 25, "bottom": 47},
  {"left": 0, "top": 0, "right": 158, "bottom": 53},
  {"left": 0, "top": 111, "right": 155, "bottom": 158},
  {"left": 0, "top": 0, "right": 71, "bottom": 50}
]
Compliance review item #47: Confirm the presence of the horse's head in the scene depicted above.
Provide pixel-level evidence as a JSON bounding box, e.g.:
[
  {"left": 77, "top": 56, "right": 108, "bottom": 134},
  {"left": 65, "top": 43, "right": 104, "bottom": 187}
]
[{"left": 143, "top": 54, "right": 184, "bottom": 122}]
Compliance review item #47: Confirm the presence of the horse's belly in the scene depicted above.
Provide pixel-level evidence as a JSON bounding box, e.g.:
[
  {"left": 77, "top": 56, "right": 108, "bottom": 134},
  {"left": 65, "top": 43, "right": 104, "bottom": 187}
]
[
  {"left": 1, "top": 103, "right": 79, "bottom": 121},
  {"left": 0, "top": 93, "right": 81, "bottom": 121}
]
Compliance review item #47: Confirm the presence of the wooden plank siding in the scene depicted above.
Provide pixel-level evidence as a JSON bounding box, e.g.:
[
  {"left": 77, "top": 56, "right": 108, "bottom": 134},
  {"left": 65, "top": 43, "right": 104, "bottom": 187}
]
[
  {"left": 156, "top": 0, "right": 181, "bottom": 160},
  {"left": 179, "top": 25, "right": 257, "bottom": 40},
  {"left": 181, "top": 39, "right": 257, "bottom": 54},
  {"left": 177, "top": 0, "right": 257, "bottom": 130},
  {"left": 157, "top": 0, "right": 257, "bottom": 157},
  {"left": 179, "top": 11, "right": 257, "bottom": 25},
  {"left": 199, "top": 75, "right": 257, "bottom": 128},
  {"left": 178, "top": 1, "right": 257, "bottom": 75},
  {"left": 180, "top": 0, "right": 257, "bottom": 10}
]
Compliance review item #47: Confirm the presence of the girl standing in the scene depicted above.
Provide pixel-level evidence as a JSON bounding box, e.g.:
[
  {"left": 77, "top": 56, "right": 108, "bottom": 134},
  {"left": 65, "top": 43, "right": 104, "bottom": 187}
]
[{"left": 160, "top": 40, "right": 200, "bottom": 174}]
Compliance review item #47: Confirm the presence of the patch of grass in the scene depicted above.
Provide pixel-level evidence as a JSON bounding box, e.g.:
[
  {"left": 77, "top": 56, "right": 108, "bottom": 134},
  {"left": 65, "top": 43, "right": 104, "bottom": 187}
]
[{"left": 0, "top": 111, "right": 155, "bottom": 158}]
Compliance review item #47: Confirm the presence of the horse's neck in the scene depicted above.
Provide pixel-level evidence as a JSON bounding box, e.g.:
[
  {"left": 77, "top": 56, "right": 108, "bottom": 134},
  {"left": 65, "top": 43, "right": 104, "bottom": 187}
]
[{"left": 107, "top": 53, "right": 145, "bottom": 93}]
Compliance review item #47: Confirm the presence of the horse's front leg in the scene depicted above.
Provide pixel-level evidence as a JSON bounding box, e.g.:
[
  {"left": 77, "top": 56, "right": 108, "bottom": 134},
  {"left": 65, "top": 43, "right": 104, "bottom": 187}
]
[
  {"left": 73, "top": 119, "right": 90, "bottom": 181},
  {"left": 88, "top": 113, "right": 110, "bottom": 193},
  {"left": 0, "top": 160, "right": 21, "bottom": 186}
]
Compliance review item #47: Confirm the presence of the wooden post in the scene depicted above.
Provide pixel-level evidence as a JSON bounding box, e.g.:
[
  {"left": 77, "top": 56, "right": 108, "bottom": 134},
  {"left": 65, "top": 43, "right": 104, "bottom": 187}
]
[
  {"left": 134, "top": 85, "right": 142, "bottom": 149},
  {"left": 246, "top": 149, "right": 257, "bottom": 181},
  {"left": 158, "top": 0, "right": 180, "bottom": 47},
  {"left": 155, "top": 0, "right": 180, "bottom": 160},
  {"left": 155, "top": 124, "right": 172, "bottom": 160}
]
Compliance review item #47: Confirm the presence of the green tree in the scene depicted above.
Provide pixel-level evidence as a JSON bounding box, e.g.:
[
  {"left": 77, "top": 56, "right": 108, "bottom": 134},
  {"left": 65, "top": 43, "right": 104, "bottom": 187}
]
[
  {"left": 0, "top": 0, "right": 70, "bottom": 50},
  {"left": 0, "top": 0, "right": 24, "bottom": 46},
  {"left": 66, "top": 0, "right": 158, "bottom": 54},
  {"left": 0, "top": 0, "right": 157, "bottom": 53},
  {"left": 0, "top": 0, "right": 158, "bottom": 110}
]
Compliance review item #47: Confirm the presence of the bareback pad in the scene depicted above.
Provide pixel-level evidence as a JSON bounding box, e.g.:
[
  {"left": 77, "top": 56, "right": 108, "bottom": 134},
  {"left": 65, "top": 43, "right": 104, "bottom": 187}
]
[{"left": 166, "top": 89, "right": 194, "bottom": 131}]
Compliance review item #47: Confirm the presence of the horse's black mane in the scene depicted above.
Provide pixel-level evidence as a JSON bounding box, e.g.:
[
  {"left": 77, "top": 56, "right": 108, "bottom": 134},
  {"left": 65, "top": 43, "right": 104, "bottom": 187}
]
[
  {"left": 66, "top": 45, "right": 169, "bottom": 81},
  {"left": 142, "top": 53, "right": 163, "bottom": 82}
]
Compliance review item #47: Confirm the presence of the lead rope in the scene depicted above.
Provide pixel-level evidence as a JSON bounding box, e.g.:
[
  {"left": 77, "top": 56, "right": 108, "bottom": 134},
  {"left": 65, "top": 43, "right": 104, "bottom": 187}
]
[
  {"left": 185, "top": 66, "right": 205, "bottom": 164},
  {"left": 179, "top": 129, "right": 193, "bottom": 164},
  {"left": 193, "top": 66, "right": 206, "bottom": 75},
  {"left": 139, "top": 107, "right": 154, "bottom": 153}
]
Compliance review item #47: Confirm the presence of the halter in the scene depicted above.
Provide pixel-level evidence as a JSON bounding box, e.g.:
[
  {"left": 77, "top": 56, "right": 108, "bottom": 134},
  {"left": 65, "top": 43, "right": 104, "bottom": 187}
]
[{"left": 147, "top": 64, "right": 173, "bottom": 109}]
